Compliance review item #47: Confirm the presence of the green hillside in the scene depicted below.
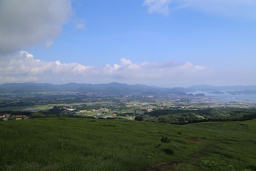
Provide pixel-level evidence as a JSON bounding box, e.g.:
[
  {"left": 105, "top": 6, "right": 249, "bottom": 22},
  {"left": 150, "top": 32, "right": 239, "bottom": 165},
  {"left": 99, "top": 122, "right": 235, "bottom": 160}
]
[{"left": 0, "top": 118, "right": 256, "bottom": 170}]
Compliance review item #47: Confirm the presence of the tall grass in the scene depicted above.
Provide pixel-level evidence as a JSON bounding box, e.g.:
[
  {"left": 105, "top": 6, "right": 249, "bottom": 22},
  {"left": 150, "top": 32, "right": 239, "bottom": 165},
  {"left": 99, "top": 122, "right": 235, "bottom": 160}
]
[{"left": 0, "top": 118, "right": 256, "bottom": 170}]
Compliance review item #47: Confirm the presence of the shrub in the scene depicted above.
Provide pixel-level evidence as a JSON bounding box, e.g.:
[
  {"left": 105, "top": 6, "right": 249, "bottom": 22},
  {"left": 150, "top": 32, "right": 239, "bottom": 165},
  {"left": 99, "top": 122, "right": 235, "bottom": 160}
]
[
  {"left": 161, "top": 136, "right": 170, "bottom": 144},
  {"left": 163, "top": 148, "right": 174, "bottom": 155},
  {"left": 135, "top": 116, "right": 144, "bottom": 121}
]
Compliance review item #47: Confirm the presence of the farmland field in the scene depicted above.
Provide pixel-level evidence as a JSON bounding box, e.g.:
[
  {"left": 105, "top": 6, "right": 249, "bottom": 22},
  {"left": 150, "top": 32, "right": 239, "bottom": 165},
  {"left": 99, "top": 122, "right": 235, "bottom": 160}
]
[{"left": 0, "top": 118, "right": 256, "bottom": 170}]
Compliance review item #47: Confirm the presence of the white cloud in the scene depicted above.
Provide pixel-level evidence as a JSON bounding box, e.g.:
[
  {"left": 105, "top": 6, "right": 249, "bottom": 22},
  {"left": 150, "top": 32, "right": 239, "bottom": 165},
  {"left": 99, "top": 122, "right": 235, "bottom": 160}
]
[
  {"left": 45, "top": 41, "right": 54, "bottom": 48},
  {"left": 76, "top": 23, "right": 86, "bottom": 30},
  {"left": 143, "top": 0, "right": 256, "bottom": 18},
  {"left": 0, "top": 51, "right": 207, "bottom": 86},
  {"left": 144, "top": 0, "right": 172, "bottom": 15},
  {"left": 0, "top": 0, "right": 72, "bottom": 53}
]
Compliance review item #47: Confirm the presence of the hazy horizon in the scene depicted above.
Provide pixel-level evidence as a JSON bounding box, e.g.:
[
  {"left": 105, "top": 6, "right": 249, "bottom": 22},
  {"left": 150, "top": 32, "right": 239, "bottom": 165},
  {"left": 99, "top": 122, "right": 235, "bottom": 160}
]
[{"left": 2, "top": 82, "right": 256, "bottom": 90}]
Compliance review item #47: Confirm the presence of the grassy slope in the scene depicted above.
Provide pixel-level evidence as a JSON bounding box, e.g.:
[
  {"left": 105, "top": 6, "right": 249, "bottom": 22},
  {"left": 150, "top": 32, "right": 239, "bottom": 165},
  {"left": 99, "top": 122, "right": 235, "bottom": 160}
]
[{"left": 0, "top": 118, "right": 256, "bottom": 171}]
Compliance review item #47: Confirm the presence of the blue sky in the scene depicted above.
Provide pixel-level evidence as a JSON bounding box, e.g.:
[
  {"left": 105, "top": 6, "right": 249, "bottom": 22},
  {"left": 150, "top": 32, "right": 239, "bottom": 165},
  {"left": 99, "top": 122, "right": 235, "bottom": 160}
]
[
  {"left": 30, "top": 0, "right": 256, "bottom": 66},
  {"left": 0, "top": 0, "right": 256, "bottom": 86}
]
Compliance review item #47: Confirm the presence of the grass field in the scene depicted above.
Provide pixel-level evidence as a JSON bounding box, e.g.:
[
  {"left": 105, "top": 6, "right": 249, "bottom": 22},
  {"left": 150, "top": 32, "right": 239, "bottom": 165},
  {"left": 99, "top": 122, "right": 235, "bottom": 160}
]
[{"left": 0, "top": 118, "right": 256, "bottom": 170}]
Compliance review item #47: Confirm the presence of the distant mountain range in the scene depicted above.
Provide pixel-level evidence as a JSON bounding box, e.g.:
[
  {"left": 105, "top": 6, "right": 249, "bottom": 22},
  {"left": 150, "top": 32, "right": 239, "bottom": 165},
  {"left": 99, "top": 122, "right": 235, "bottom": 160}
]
[
  {"left": 0, "top": 82, "right": 186, "bottom": 97},
  {"left": 1, "top": 83, "right": 256, "bottom": 101}
]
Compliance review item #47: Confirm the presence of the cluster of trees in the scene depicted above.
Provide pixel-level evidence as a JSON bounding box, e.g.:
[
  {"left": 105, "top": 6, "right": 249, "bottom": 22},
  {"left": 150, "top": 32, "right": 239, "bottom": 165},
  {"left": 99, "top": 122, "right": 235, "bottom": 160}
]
[{"left": 135, "top": 108, "right": 256, "bottom": 124}]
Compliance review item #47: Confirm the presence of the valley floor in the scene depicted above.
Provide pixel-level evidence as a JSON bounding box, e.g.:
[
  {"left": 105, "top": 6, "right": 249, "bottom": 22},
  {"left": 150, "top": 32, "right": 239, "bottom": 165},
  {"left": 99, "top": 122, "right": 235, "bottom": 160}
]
[{"left": 0, "top": 118, "right": 256, "bottom": 170}]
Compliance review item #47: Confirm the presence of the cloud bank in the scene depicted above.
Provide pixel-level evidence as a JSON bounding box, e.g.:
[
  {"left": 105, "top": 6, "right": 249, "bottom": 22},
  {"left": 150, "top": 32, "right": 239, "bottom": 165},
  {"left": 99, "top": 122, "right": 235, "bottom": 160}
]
[
  {"left": 0, "top": 0, "right": 72, "bottom": 53},
  {"left": 0, "top": 51, "right": 207, "bottom": 86},
  {"left": 144, "top": 0, "right": 256, "bottom": 18}
]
